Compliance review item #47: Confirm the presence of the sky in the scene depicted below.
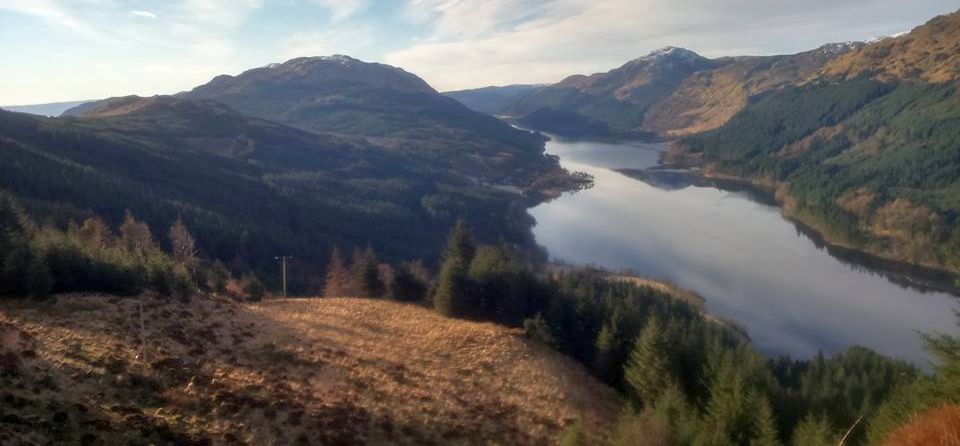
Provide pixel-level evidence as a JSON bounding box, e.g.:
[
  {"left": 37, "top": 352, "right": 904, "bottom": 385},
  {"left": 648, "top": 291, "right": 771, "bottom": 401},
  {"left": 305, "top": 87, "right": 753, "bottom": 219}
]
[{"left": 1, "top": 0, "right": 957, "bottom": 105}]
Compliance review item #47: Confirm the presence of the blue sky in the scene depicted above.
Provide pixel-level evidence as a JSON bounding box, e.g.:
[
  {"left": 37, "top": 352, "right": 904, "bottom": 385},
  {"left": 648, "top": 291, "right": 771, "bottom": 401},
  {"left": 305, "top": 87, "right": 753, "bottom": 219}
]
[{"left": 1, "top": 0, "right": 957, "bottom": 104}]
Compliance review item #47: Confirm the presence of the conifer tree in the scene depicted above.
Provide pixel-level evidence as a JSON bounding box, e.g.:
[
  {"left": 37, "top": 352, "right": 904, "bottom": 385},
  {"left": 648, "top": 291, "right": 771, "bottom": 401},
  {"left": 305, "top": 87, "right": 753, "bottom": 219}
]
[
  {"left": 242, "top": 272, "right": 267, "bottom": 301},
  {"left": 356, "top": 245, "right": 384, "bottom": 298},
  {"left": 323, "top": 246, "right": 353, "bottom": 297},
  {"left": 209, "top": 260, "right": 231, "bottom": 294},
  {"left": 791, "top": 415, "right": 834, "bottom": 446},
  {"left": 390, "top": 262, "right": 427, "bottom": 301},
  {"left": 698, "top": 350, "right": 750, "bottom": 446},
  {"left": 624, "top": 316, "right": 671, "bottom": 406},
  {"left": 468, "top": 244, "right": 513, "bottom": 318},
  {"left": 749, "top": 392, "right": 780, "bottom": 446},
  {"left": 593, "top": 322, "right": 620, "bottom": 383},
  {"left": 433, "top": 220, "right": 476, "bottom": 317}
]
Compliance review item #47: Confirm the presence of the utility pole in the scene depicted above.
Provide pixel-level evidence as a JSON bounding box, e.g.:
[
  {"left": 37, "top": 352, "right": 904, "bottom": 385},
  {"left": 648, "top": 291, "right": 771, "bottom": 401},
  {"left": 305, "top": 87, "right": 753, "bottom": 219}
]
[{"left": 274, "top": 255, "right": 293, "bottom": 298}]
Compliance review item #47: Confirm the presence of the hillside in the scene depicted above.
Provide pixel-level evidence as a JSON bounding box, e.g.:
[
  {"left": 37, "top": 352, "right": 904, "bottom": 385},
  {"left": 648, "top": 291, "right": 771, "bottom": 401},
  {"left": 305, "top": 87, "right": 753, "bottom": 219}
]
[
  {"left": 0, "top": 295, "right": 620, "bottom": 444},
  {"left": 499, "top": 43, "right": 863, "bottom": 138},
  {"left": 443, "top": 85, "right": 540, "bottom": 115},
  {"left": 504, "top": 47, "right": 715, "bottom": 137},
  {"left": 0, "top": 96, "right": 554, "bottom": 293},
  {"left": 642, "top": 42, "right": 865, "bottom": 136},
  {"left": 671, "top": 10, "right": 960, "bottom": 275},
  {"left": 174, "top": 55, "right": 553, "bottom": 186},
  {"left": 0, "top": 100, "right": 92, "bottom": 117},
  {"left": 819, "top": 12, "right": 960, "bottom": 83}
]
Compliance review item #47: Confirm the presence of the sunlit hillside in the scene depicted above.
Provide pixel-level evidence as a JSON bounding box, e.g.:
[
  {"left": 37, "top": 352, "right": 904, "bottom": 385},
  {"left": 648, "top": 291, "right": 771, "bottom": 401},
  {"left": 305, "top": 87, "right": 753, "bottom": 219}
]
[{"left": 0, "top": 295, "right": 620, "bottom": 445}]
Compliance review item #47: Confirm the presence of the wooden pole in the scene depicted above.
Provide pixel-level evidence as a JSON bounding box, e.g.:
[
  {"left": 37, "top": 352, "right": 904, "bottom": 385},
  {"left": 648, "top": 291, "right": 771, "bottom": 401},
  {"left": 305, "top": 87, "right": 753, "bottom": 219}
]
[{"left": 139, "top": 295, "right": 148, "bottom": 363}]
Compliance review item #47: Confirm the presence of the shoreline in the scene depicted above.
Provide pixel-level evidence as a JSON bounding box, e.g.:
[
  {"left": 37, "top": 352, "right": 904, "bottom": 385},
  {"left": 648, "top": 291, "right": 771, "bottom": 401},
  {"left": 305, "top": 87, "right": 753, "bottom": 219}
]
[
  {"left": 674, "top": 163, "right": 960, "bottom": 294},
  {"left": 544, "top": 263, "right": 751, "bottom": 341}
]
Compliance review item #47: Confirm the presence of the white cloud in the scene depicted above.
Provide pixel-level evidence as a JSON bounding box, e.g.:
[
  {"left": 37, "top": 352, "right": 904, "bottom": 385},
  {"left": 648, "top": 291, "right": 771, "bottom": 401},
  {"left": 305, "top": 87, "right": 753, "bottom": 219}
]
[
  {"left": 130, "top": 10, "right": 157, "bottom": 19},
  {"left": 282, "top": 24, "right": 377, "bottom": 59},
  {"left": 312, "top": 0, "right": 369, "bottom": 22},
  {"left": 387, "top": 0, "right": 959, "bottom": 91},
  {"left": 0, "top": 0, "right": 113, "bottom": 41}
]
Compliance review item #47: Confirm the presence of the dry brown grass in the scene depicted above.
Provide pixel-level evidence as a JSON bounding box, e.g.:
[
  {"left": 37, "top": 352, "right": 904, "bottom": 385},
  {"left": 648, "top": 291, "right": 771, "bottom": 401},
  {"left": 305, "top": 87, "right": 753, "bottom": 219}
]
[
  {"left": 883, "top": 405, "right": 960, "bottom": 446},
  {"left": 0, "top": 294, "right": 620, "bottom": 445},
  {"left": 820, "top": 11, "right": 960, "bottom": 83}
]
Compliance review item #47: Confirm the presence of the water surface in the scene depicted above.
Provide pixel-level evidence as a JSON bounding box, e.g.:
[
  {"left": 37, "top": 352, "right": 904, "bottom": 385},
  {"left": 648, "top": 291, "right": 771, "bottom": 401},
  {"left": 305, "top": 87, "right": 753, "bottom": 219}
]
[{"left": 530, "top": 137, "right": 960, "bottom": 364}]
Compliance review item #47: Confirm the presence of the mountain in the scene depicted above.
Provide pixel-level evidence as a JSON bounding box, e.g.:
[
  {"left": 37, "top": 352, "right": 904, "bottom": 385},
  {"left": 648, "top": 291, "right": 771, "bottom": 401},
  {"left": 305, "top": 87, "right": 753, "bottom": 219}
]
[
  {"left": 818, "top": 13, "right": 960, "bottom": 83},
  {"left": 503, "top": 47, "right": 716, "bottom": 137},
  {"left": 0, "top": 94, "right": 558, "bottom": 293},
  {"left": 670, "top": 10, "right": 960, "bottom": 274},
  {"left": 443, "top": 84, "right": 539, "bottom": 115},
  {"left": 0, "top": 100, "right": 93, "bottom": 117},
  {"left": 499, "top": 44, "right": 865, "bottom": 138},
  {"left": 174, "top": 55, "right": 552, "bottom": 185},
  {"left": 0, "top": 294, "right": 620, "bottom": 444},
  {"left": 642, "top": 42, "right": 865, "bottom": 136}
]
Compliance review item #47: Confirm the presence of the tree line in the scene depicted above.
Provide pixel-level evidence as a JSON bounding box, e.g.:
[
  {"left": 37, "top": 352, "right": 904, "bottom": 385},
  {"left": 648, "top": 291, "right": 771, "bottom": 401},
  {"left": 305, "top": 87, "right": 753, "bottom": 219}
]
[
  {"left": 0, "top": 193, "right": 266, "bottom": 300},
  {"left": 329, "top": 219, "right": 937, "bottom": 445}
]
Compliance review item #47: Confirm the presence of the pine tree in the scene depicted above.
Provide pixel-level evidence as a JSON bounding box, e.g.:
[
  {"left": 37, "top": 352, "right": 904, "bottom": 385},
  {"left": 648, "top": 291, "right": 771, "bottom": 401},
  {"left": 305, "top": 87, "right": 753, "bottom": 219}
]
[
  {"left": 391, "top": 262, "right": 427, "bottom": 301},
  {"left": 593, "top": 322, "right": 619, "bottom": 383},
  {"left": 0, "top": 194, "right": 25, "bottom": 252},
  {"left": 523, "top": 313, "right": 555, "bottom": 347},
  {"left": 353, "top": 245, "right": 384, "bottom": 298},
  {"left": 749, "top": 392, "right": 780, "bottom": 446},
  {"left": 209, "top": 260, "right": 231, "bottom": 294},
  {"left": 624, "top": 316, "right": 671, "bottom": 406},
  {"left": 242, "top": 272, "right": 267, "bottom": 301},
  {"left": 791, "top": 415, "right": 834, "bottom": 446},
  {"left": 698, "top": 350, "right": 750, "bottom": 446},
  {"left": 468, "top": 244, "right": 513, "bottom": 318},
  {"left": 433, "top": 220, "right": 476, "bottom": 317},
  {"left": 323, "top": 246, "right": 353, "bottom": 297}
]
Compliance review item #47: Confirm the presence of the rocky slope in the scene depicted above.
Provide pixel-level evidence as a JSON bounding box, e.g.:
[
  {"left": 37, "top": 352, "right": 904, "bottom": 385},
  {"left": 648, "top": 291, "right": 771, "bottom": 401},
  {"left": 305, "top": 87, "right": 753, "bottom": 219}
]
[{"left": 0, "top": 295, "right": 620, "bottom": 444}]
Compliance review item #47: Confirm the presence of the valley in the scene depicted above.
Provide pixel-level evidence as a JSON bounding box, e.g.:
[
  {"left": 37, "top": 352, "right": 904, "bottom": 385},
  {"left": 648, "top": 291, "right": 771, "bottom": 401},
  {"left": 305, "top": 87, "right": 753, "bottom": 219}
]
[{"left": 3, "top": 3, "right": 960, "bottom": 445}]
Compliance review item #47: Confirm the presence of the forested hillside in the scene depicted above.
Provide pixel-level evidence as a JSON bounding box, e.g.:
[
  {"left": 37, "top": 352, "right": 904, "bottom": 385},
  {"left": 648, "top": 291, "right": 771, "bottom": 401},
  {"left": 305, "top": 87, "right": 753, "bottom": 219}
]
[
  {"left": 444, "top": 85, "right": 539, "bottom": 115},
  {"left": 504, "top": 47, "right": 715, "bottom": 138},
  {"left": 473, "top": 43, "right": 861, "bottom": 138},
  {"left": 671, "top": 10, "right": 960, "bottom": 275},
  {"left": 175, "top": 55, "right": 551, "bottom": 186},
  {"left": 0, "top": 93, "right": 570, "bottom": 294}
]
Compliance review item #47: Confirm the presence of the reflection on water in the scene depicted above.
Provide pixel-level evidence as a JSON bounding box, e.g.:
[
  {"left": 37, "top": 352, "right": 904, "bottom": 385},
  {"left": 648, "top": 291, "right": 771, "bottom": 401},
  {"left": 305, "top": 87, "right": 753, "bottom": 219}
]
[{"left": 530, "top": 137, "right": 960, "bottom": 364}]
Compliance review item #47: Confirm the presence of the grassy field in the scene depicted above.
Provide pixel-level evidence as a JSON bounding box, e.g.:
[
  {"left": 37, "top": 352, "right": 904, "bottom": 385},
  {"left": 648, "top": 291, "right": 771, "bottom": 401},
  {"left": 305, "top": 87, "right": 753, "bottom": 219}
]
[{"left": 0, "top": 295, "right": 620, "bottom": 445}]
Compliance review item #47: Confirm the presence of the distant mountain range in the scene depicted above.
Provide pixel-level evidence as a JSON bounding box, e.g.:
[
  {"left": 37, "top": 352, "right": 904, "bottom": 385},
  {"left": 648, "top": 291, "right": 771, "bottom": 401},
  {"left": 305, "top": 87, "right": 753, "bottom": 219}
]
[
  {"left": 0, "top": 100, "right": 93, "bottom": 117},
  {"left": 670, "top": 10, "right": 960, "bottom": 274},
  {"left": 441, "top": 10, "right": 960, "bottom": 275},
  {"left": 1, "top": 57, "right": 576, "bottom": 293},
  {"left": 450, "top": 44, "right": 870, "bottom": 138},
  {"left": 443, "top": 85, "right": 540, "bottom": 115}
]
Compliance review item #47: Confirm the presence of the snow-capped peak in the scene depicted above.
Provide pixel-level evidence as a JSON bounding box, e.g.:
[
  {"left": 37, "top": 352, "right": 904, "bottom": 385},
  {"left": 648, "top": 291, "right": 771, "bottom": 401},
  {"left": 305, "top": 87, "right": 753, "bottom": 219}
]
[{"left": 630, "top": 46, "right": 704, "bottom": 65}]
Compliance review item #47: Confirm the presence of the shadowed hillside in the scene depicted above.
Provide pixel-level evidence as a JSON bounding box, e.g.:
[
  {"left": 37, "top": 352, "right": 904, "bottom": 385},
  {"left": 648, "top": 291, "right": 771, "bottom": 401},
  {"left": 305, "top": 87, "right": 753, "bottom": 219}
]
[{"left": 0, "top": 295, "right": 620, "bottom": 445}]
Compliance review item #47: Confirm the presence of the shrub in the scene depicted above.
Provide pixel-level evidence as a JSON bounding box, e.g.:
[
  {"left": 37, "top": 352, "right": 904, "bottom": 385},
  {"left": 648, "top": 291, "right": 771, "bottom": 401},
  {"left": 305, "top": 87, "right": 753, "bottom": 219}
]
[{"left": 242, "top": 273, "right": 267, "bottom": 301}]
